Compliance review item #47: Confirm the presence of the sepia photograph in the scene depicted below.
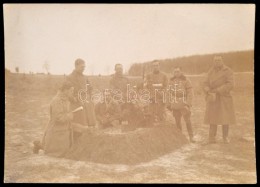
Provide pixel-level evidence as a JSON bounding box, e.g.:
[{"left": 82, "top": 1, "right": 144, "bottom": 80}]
[{"left": 4, "top": 4, "right": 256, "bottom": 183}]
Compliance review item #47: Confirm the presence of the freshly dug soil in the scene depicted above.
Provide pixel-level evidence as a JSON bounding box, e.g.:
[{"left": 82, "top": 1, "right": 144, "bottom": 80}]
[{"left": 66, "top": 124, "right": 189, "bottom": 165}]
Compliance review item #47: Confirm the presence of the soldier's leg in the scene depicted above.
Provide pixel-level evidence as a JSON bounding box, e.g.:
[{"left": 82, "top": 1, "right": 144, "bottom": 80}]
[
  {"left": 172, "top": 109, "right": 182, "bottom": 131},
  {"left": 183, "top": 112, "right": 195, "bottom": 142},
  {"left": 85, "top": 101, "right": 97, "bottom": 127},
  {"left": 69, "top": 104, "right": 87, "bottom": 144},
  {"left": 158, "top": 103, "right": 166, "bottom": 122},
  {"left": 150, "top": 102, "right": 157, "bottom": 122},
  {"left": 222, "top": 124, "right": 230, "bottom": 143},
  {"left": 209, "top": 124, "right": 217, "bottom": 143}
]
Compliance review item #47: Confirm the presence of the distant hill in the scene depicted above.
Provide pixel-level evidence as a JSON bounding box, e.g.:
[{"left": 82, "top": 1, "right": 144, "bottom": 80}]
[{"left": 128, "top": 50, "right": 254, "bottom": 76}]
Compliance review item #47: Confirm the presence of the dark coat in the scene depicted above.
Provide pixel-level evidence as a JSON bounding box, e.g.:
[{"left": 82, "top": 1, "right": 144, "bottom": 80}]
[
  {"left": 169, "top": 74, "right": 193, "bottom": 110},
  {"left": 66, "top": 70, "right": 96, "bottom": 126},
  {"left": 203, "top": 65, "right": 236, "bottom": 125},
  {"left": 109, "top": 74, "right": 129, "bottom": 99}
]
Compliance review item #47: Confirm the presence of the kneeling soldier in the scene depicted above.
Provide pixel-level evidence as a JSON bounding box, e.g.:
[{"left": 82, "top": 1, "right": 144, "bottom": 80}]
[{"left": 95, "top": 91, "right": 121, "bottom": 128}]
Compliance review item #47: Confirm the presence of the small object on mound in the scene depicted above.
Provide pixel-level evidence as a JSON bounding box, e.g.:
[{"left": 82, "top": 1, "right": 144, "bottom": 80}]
[
  {"left": 66, "top": 125, "right": 188, "bottom": 165},
  {"left": 33, "top": 140, "right": 42, "bottom": 154}
]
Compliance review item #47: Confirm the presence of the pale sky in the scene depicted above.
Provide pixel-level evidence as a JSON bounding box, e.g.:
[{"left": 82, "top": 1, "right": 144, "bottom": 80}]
[{"left": 4, "top": 4, "right": 255, "bottom": 75}]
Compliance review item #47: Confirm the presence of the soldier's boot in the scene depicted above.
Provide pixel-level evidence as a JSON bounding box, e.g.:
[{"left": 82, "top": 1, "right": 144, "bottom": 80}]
[
  {"left": 33, "top": 140, "right": 42, "bottom": 154},
  {"left": 184, "top": 116, "right": 195, "bottom": 143},
  {"left": 174, "top": 112, "right": 182, "bottom": 131},
  {"left": 222, "top": 125, "right": 230, "bottom": 144},
  {"left": 187, "top": 127, "right": 196, "bottom": 143},
  {"left": 176, "top": 122, "right": 182, "bottom": 131},
  {"left": 208, "top": 124, "right": 217, "bottom": 144}
]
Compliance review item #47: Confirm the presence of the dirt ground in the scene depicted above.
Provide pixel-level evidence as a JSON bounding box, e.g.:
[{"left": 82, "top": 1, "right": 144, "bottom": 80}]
[{"left": 4, "top": 72, "right": 256, "bottom": 183}]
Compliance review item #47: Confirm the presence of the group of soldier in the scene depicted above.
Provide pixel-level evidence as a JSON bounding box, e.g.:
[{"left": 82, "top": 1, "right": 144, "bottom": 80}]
[{"left": 33, "top": 55, "right": 236, "bottom": 157}]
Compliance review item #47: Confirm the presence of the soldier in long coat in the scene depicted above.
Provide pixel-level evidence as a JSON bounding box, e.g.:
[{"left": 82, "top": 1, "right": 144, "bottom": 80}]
[
  {"left": 145, "top": 60, "right": 168, "bottom": 122},
  {"left": 203, "top": 55, "right": 236, "bottom": 144},
  {"left": 168, "top": 67, "right": 195, "bottom": 143},
  {"left": 38, "top": 82, "right": 88, "bottom": 157},
  {"left": 66, "top": 59, "right": 97, "bottom": 128}
]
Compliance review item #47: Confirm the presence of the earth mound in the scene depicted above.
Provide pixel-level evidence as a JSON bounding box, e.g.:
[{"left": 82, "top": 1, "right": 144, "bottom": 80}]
[{"left": 66, "top": 124, "right": 189, "bottom": 165}]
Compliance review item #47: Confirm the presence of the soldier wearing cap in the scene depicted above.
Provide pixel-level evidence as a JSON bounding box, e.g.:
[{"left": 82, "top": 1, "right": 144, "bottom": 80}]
[
  {"left": 145, "top": 60, "right": 168, "bottom": 123},
  {"left": 168, "top": 66, "right": 195, "bottom": 143},
  {"left": 66, "top": 59, "right": 97, "bottom": 130}
]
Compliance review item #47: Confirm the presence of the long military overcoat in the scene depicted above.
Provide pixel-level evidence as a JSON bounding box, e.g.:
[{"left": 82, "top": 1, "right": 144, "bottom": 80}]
[{"left": 203, "top": 65, "right": 236, "bottom": 125}]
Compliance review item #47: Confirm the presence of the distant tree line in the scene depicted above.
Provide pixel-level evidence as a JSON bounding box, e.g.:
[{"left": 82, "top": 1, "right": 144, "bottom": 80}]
[{"left": 128, "top": 50, "right": 254, "bottom": 76}]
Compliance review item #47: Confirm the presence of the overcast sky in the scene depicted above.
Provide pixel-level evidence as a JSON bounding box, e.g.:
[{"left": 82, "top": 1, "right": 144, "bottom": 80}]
[{"left": 4, "top": 4, "right": 255, "bottom": 75}]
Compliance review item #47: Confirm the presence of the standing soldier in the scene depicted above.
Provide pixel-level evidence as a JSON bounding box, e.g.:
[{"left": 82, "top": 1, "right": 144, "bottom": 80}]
[
  {"left": 145, "top": 60, "right": 168, "bottom": 123},
  {"left": 109, "top": 63, "right": 129, "bottom": 100},
  {"left": 203, "top": 55, "right": 236, "bottom": 144},
  {"left": 66, "top": 58, "right": 97, "bottom": 128},
  {"left": 168, "top": 67, "right": 195, "bottom": 143},
  {"left": 109, "top": 64, "right": 130, "bottom": 123}
]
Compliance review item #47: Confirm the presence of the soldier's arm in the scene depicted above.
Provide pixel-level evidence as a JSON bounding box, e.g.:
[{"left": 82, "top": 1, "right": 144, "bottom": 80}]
[
  {"left": 214, "top": 69, "right": 234, "bottom": 95},
  {"left": 185, "top": 79, "right": 194, "bottom": 107},
  {"left": 163, "top": 74, "right": 169, "bottom": 89},
  {"left": 66, "top": 75, "right": 78, "bottom": 102},
  {"left": 202, "top": 70, "right": 211, "bottom": 94},
  {"left": 86, "top": 77, "right": 93, "bottom": 95},
  {"left": 109, "top": 76, "right": 116, "bottom": 90},
  {"left": 145, "top": 74, "right": 152, "bottom": 89},
  {"left": 51, "top": 101, "right": 73, "bottom": 123},
  {"left": 126, "top": 77, "right": 130, "bottom": 88}
]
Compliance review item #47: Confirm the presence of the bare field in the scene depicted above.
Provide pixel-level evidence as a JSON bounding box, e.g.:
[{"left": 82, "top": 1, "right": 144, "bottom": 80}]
[{"left": 4, "top": 72, "right": 255, "bottom": 183}]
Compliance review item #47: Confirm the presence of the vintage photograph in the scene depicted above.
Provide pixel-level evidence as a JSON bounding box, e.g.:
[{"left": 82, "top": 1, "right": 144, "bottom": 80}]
[{"left": 4, "top": 4, "right": 255, "bottom": 183}]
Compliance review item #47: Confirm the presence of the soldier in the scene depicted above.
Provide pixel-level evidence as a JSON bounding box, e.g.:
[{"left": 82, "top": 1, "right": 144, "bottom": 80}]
[
  {"left": 109, "top": 63, "right": 129, "bottom": 100},
  {"left": 95, "top": 91, "right": 121, "bottom": 128},
  {"left": 109, "top": 64, "right": 130, "bottom": 123},
  {"left": 66, "top": 58, "right": 97, "bottom": 127},
  {"left": 168, "top": 67, "right": 195, "bottom": 143},
  {"left": 203, "top": 55, "right": 236, "bottom": 144},
  {"left": 33, "top": 81, "right": 89, "bottom": 156},
  {"left": 145, "top": 60, "right": 168, "bottom": 123}
]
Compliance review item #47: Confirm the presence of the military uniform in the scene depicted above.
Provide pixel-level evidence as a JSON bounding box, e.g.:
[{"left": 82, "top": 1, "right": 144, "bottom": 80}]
[
  {"left": 67, "top": 70, "right": 97, "bottom": 127},
  {"left": 109, "top": 73, "right": 129, "bottom": 99},
  {"left": 169, "top": 74, "right": 194, "bottom": 141},
  {"left": 42, "top": 92, "right": 73, "bottom": 157},
  {"left": 95, "top": 99, "right": 121, "bottom": 128},
  {"left": 145, "top": 71, "right": 168, "bottom": 122},
  {"left": 203, "top": 65, "right": 236, "bottom": 143},
  {"left": 109, "top": 73, "right": 131, "bottom": 123}
]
